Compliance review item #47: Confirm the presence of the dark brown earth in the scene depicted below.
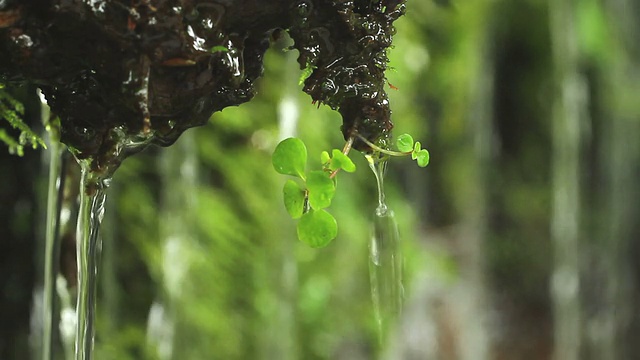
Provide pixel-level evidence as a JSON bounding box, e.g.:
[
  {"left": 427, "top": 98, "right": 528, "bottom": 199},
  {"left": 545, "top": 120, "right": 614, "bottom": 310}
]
[{"left": 0, "top": 0, "right": 405, "bottom": 175}]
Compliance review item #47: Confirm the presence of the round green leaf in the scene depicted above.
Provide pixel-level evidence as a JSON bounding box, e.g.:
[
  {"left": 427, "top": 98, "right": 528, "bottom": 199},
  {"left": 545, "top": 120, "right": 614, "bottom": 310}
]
[
  {"left": 297, "top": 209, "right": 338, "bottom": 248},
  {"left": 320, "top": 150, "right": 331, "bottom": 165},
  {"left": 330, "top": 149, "right": 356, "bottom": 173},
  {"left": 396, "top": 133, "right": 414, "bottom": 152},
  {"left": 283, "top": 180, "right": 305, "bottom": 219},
  {"left": 416, "top": 149, "right": 430, "bottom": 167},
  {"left": 272, "top": 138, "right": 307, "bottom": 179},
  {"left": 306, "top": 170, "right": 335, "bottom": 210}
]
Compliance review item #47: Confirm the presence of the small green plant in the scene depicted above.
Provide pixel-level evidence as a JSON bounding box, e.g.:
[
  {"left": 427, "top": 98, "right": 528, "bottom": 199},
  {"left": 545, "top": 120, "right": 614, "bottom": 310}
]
[
  {"left": 0, "top": 83, "right": 47, "bottom": 156},
  {"left": 272, "top": 132, "right": 429, "bottom": 248},
  {"left": 272, "top": 138, "right": 356, "bottom": 248}
]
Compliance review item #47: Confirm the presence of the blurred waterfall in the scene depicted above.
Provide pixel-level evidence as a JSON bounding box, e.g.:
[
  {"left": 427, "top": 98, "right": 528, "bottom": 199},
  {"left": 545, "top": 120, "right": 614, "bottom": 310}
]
[
  {"left": 592, "top": 0, "right": 640, "bottom": 358},
  {"left": 147, "top": 130, "right": 199, "bottom": 360},
  {"left": 457, "top": 28, "right": 493, "bottom": 360},
  {"left": 453, "top": 8, "right": 495, "bottom": 360},
  {"left": 548, "top": 0, "right": 586, "bottom": 358},
  {"left": 264, "top": 45, "right": 299, "bottom": 360}
]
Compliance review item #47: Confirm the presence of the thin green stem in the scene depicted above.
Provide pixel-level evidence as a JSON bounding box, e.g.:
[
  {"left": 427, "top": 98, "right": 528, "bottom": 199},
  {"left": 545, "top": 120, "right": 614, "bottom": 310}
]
[{"left": 355, "top": 133, "right": 410, "bottom": 157}]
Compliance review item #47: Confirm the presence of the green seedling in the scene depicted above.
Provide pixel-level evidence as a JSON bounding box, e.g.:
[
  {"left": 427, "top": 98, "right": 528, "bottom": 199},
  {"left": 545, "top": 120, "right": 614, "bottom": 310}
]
[
  {"left": 358, "top": 133, "right": 430, "bottom": 167},
  {"left": 273, "top": 132, "right": 429, "bottom": 248}
]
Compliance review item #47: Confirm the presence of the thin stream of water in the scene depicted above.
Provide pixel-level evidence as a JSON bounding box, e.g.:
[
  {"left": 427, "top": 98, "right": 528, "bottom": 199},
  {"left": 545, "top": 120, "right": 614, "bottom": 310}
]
[
  {"left": 75, "top": 166, "right": 110, "bottom": 360},
  {"left": 43, "top": 140, "right": 67, "bottom": 360},
  {"left": 366, "top": 154, "right": 403, "bottom": 342}
]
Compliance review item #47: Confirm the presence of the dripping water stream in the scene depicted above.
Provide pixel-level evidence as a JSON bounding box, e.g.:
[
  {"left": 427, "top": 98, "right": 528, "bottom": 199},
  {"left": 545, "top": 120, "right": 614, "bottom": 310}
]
[
  {"left": 365, "top": 154, "right": 403, "bottom": 342},
  {"left": 43, "top": 138, "right": 67, "bottom": 360},
  {"left": 74, "top": 166, "right": 110, "bottom": 360}
]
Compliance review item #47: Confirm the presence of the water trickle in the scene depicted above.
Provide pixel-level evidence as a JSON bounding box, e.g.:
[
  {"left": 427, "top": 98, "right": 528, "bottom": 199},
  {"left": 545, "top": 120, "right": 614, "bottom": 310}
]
[
  {"left": 74, "top": 164, "right": 110, "bottom": 360},
  {"left": 367, "top": 153, "right": 388, "bottom": 215},
  {"left": 43, "top": 138, "right": 67, "bottom": 360},
  {"left": 365, "top": 153, "right": 403, "bottom": 342}
]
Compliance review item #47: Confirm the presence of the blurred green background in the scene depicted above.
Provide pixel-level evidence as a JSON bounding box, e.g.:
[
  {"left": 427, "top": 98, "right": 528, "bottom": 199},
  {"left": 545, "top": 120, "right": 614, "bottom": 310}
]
[{"left": 2, "top": 0, "right": 640, "bottom": 359}]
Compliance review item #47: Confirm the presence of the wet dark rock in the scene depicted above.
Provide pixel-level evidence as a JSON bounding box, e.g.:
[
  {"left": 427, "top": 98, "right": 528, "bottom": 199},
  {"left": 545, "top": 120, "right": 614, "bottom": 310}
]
[{"left": 0, "top": 0, "right": 405, "bottom": 174}]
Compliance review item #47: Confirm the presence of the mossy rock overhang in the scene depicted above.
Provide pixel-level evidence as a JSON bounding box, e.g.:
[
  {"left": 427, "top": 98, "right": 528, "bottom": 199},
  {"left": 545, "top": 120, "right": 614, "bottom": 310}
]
[{"left": 0, "top": 0, "right": 405, "bottom": 173}]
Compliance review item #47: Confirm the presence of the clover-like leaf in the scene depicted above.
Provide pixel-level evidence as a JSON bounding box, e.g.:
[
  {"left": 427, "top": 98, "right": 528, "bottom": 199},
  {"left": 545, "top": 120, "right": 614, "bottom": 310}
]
[
  {"left": 396, "top": 133, "right": 414, "bottom": 152},
  {"left": 297, "top": 209, "right": 338, "bottom": 248},
  {"left": 306, "top": 170, "right": 335, "bottom": 210},
  {"left": 283, "top": 180, "right": 306, "bottom": 219},
  {"left": 272, "top": 138, "right": 307, "bottom": 179},
  {"left": 415, "top": 149, "right": 430, "bottom": 167}
]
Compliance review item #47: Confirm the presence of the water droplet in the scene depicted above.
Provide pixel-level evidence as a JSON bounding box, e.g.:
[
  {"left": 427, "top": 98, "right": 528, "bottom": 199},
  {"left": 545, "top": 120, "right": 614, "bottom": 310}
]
[
  {"left": 296, "top": 1, "right": 313, "bottom": 18},
  {"left": 321, "top": 79, "right": 337, "bottom": 96},
  {"left": 75, "top": 126, "right": 96, "bottom": 139},
  {"left": 186, "top": 25, "right": 208, "bottom": 52},
  {"left": 196, "top": 3, "right": 225, "bottom": 30},
  {"left": 14, "top": 34, "right": 33, "bottom": 48},
  {"left": 365, "top": 153, "right": 388, "bottom": 213}
]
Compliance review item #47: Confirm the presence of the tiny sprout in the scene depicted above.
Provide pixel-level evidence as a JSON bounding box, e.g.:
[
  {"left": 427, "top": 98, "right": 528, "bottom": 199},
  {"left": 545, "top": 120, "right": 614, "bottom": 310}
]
[{"left": 356, "top": 133, "right": 430, "bottom": 168}]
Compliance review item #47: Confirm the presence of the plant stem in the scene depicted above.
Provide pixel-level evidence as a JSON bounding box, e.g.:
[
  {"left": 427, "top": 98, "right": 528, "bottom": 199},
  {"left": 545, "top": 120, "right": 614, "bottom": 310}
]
[{"left": 355, "top": 133, "right": 410, "bottom": 157}]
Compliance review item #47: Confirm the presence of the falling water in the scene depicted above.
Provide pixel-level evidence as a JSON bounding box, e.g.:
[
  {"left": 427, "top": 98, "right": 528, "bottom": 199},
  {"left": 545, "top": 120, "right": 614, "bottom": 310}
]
[
  {"left": 42, "top": 139, "right": 67, "bottom": 360},
  {"left": 74, "top": 165, "right": 110, "bottom": 360},
  {"left": 366, "top": 153, "right": 403, "bottom": 342}
]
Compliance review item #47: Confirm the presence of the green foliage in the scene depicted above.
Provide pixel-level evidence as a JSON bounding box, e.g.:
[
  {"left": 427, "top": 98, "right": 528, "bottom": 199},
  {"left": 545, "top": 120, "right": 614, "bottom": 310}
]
[
  {"left": 399, "top": 134, "right": 430, "bottom": 167},
  {"left": 209, "top": 45, "right": 229, "bottom": 53},
  {"left": 307, "top": 170, "right": 335, "bottom": 210},
  {"left": 272, "top": 137, "right": 355, "bottom": 247},
  {"left": 396, "top": 133, "right": 414, "bottom": 152},
  {"left": 283, "top": 179, "right": 305, "bottom": 218},
  {"left": 272, "top": 137, "right": 307, "bottom": 179},
  {"left": 408, "top": 141, "right": 430, "bottom": 167},
  {"left": 298, "top": 61, "right": 317, "bottom": 86},
  {"left": 329, "top": 149, "right": 356, "bottom": 172},
  {"left": 297, "top": 209, "right": 338, "bottom": 248},
  {"left": 357, "top": 132, "right": 431, "bottom": 168},
  {"left": 0, "top": 83, "right": 46, "bottom": 155},
  {"left": 273, "top": 133, "right": 428, "bottom": 247}
]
